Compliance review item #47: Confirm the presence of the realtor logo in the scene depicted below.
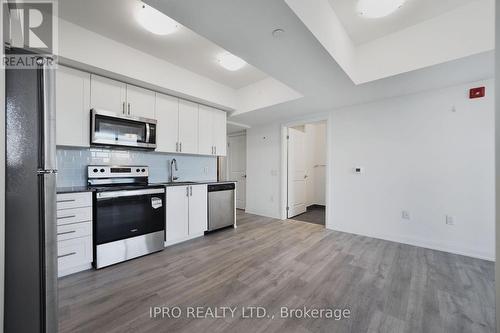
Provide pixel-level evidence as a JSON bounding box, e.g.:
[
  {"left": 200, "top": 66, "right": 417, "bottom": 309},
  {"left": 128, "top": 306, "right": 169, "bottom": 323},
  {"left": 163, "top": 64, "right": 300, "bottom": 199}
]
[{"left": 2, "top": 0, "right": 58, "bottom": 68}]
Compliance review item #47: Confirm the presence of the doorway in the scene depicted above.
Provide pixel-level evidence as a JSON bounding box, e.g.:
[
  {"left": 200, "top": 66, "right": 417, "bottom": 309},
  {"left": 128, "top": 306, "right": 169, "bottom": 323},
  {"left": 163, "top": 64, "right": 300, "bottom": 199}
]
[
  {"left": 286, "top": 121, "right": 327, "bottom": 225},
  {"left": 227, "top": 132, "right": 247, "bottom": 210}
]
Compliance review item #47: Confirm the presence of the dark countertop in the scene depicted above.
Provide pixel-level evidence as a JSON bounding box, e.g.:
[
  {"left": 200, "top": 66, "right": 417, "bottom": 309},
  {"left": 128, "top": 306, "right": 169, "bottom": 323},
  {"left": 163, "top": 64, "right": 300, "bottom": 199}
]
[
  {"left": 56, "top": 186, "right": 94, "bottom": 194},
  {"left": 57, "top": 181, "right": 237, "bottom": 194}
]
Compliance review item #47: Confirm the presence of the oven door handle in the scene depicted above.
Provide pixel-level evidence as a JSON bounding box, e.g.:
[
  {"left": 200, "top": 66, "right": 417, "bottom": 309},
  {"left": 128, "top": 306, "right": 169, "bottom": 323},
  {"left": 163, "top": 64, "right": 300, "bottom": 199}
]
[{"left": 96, "top": 188, "right": 165, "bottom": 199}]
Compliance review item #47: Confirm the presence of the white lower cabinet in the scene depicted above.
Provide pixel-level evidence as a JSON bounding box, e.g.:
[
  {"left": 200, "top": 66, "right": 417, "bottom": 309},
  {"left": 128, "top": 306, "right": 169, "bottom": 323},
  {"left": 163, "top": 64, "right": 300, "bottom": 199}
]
[
  {"left": 165, "top": 184, "right": 207, "bottom": 246},
  {"left": 56, "top": 192, "right": 93, "bottom": 277}
]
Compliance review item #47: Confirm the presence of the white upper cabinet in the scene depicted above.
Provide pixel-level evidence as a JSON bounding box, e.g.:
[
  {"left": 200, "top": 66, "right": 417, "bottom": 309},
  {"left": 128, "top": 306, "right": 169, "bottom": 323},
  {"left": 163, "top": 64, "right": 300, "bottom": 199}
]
[
  {"left": 213, "top": 109, "right": 227, "bottom": 156},
  {"left": 56, "top": 66, "right": 91, "bottom": 147},
  {"left": 178, "top": 100, "right": 199, "bottom": 154},
  {"left": 198, "top": 105, "right": 227, "bottom": 156},
  {"left": 198, "top": 105, "right": 214, "bottom": 155},
  {"left": 60, "top": 70, "right": 226, "bottom": 156},
  {"left": 90, "top": 74, "right": 126, "bottom": 115},
  {"left": 90, "top": 75, "right": 155, "bottom": 119},
  {"left": 126, "top": 84, "right": 156, "bottom": 119},
  {"left": 155, "top": 93, "right": 179, "bottom": 153}
]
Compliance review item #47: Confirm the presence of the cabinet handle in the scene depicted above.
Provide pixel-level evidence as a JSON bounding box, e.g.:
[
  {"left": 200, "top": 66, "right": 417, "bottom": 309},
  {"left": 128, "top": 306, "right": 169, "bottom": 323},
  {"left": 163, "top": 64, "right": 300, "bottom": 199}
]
[
  {"left": 176, "top": 142, "right": 179, "bottom": 152},
  {"left": 211, "top": 146, "right": 214, "bottom": 155},
  {"left": 186, "top": 186, "right": 189, "bottom": 197},
  {"left": 57, "top": 215, "right": 76, "bottom": 220},
  {"left": 189, "top": 186, "right": 192, "bottom": 196},
  {"left": 214, "top": 146, "right": 217, "bottom": 155},
  {"left": 122, "top": 102, "right": 126, "bottom": 115},
  {"left": 179, "top": 142, "right": 182, "bottom": 152},
  {"left": 58, "top": 252, "right": 77, "bottom": 259},
  {"left": 128, "top": 103, "right": 131, "bottom": 115},
  {"left": 57, "top": 230, "right": 76, "bottom": 236},
  {"left": 57, "top": 199, "right": 75, "bottom": 203}
]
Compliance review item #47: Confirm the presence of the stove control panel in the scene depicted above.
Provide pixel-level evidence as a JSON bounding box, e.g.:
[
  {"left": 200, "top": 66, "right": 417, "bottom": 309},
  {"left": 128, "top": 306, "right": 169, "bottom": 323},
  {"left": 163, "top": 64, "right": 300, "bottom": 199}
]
[{"left": 88, "top": 166, "right": 149, "bottom": 178}]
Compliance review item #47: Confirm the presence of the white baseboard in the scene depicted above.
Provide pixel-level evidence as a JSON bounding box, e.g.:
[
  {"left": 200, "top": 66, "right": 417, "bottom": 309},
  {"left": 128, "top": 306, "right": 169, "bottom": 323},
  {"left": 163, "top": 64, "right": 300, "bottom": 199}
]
[
  {"left": 58, "top": 263, "right": 92, "bottom": 278},
  {"left": 326, "top": 225, "right": 494, "bottom": 261},
  {"left": 164, "top": 232, "right": 204, "bottom": 247}
]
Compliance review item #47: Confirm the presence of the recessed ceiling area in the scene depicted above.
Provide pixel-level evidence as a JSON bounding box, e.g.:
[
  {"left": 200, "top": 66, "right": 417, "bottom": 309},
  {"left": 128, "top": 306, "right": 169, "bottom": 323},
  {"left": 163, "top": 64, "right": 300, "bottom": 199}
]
[
  {"left": 58, "top": 0, "right": 268, "bottom": 89},
  {"left": 329, "top": 0, "right": 476, "bottom": 45}
]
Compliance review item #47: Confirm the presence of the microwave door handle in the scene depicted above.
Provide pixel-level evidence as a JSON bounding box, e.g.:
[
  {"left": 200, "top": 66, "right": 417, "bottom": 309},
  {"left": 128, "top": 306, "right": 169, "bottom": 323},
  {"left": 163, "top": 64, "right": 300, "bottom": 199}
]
[{"left": 145, "top": 123, "right": 150, "bottom": 143}]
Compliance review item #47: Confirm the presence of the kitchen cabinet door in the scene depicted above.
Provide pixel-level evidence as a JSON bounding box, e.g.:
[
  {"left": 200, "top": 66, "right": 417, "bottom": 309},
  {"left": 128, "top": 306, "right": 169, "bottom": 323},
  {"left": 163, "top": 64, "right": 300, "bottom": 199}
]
[
  {"left": 178, "top": 100, "right": 199, "bottom": 154},
  {"left": 90, "top": 74, "right": 127, "bottom": 115},
  {"left": 155, "top": 93, "right": 179, "bottom": 153},
  {"left": 56, "top": 66, "right": 91, "bottom": 147},
  {"left": 126, "top": 84, "right": 156, "bottom": 119},
  {"left": 188, "top": 185, "right": 208, "bottom": 236},
  {"left": 198, "top": 105, "right": 214, "bottom": 155},
  {"left": 213, "top": 109, "right": 227, "bottom": 156},
  {"left": 166, "top": 186, "right": 189, "bottom": 245}
]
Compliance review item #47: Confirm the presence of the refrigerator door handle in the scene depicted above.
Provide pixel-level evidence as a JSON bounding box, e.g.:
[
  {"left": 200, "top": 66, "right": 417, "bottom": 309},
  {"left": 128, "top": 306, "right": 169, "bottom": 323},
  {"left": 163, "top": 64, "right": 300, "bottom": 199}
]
[
  {"left": 40, "top": 57, "right": 59, "bottom": 333},
  {"left": 41, "top": 57, "right": 57, "bottom": 171}
]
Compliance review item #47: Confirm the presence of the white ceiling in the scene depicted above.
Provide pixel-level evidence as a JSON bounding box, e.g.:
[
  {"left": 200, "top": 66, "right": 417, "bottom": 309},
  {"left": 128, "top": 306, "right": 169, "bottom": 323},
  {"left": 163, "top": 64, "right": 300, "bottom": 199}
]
[
  {"left": 145, "top": 0, "right": 494, "bottom": 126},
  {"left": 328, "top": 0, "right": 477, "bottom": 45},
  {"left": 58, "top": 0, "right": 268, "bottom": 89}
]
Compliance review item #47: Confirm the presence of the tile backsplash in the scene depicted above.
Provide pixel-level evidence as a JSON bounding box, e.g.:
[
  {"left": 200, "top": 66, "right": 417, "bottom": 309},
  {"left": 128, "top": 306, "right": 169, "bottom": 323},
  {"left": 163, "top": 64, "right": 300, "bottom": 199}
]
[{"left": 56, "top": 147, "right": 218, "bottom": 187}]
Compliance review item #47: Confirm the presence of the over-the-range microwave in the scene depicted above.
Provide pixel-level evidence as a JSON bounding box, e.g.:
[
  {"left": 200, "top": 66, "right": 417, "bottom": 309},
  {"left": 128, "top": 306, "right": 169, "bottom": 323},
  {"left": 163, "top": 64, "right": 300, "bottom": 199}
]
[{"left": 90, "top": 109, "right": 157, "bottom": 149}]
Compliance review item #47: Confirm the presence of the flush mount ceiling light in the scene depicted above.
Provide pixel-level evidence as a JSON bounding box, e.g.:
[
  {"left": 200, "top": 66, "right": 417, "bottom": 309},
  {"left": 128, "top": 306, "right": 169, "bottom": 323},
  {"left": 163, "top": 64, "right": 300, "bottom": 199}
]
[
  {"left": 136, "top": 3, "right": 180, "bottom": 35},
  {"left": 217, "top": 52, "right": 247, "bottom": 71},
  {"left": 357, "top": 0, "right": 407, "bottom": 18}
]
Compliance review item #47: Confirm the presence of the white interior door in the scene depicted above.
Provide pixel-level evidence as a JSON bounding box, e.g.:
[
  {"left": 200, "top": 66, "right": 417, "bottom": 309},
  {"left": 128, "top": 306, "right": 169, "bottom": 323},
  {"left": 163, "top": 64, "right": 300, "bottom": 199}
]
[
  {"left": 287, "top": 127, "right": 307, "bottom": 218},
  {"left": 228, "top": 134, "right": 246, "bottom": 210}
]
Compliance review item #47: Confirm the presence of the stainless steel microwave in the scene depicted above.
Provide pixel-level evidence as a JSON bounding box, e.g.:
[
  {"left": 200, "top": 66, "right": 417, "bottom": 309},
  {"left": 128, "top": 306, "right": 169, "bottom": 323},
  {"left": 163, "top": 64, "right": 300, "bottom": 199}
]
[{"left": 91, "top": 109, "right": 157, "bottom": 149}]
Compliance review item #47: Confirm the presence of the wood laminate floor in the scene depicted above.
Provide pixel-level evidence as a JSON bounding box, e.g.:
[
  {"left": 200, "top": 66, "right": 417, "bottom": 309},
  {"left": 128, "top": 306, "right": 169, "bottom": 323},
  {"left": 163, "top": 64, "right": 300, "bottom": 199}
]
[{"left": 59, "top": 211, "right": 495, "bottom": 333}]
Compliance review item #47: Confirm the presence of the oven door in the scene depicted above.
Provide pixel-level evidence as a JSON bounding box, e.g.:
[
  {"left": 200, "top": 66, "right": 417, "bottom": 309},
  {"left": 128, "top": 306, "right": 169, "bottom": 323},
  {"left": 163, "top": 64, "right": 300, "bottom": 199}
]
[
  {"left": 95, "top": 188, "right": 165, "bottom": 245},
  {"left": 91, "top": 109, "right": 157, "bottom": 149}
]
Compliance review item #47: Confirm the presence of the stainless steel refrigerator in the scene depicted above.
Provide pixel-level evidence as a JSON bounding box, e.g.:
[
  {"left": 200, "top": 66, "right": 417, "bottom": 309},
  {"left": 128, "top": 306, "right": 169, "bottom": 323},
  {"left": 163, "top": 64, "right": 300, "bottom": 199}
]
[{"left": 4, "top": 50, "right": 58, "bottom": 333}]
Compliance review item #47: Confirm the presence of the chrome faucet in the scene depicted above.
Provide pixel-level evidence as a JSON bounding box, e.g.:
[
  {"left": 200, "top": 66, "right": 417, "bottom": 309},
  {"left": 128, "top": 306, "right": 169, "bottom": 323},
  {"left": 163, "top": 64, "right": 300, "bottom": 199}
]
[{"left": 169, "top": 158, "right": 179, "bottom": 183}]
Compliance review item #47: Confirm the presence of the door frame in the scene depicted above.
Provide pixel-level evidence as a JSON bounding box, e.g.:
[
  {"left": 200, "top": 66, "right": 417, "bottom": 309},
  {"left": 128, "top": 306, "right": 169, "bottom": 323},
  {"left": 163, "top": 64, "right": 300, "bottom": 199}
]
[
  {"left": 226, "top": 131, "right": 247, "bottom": 209},
  {"left": 280, "top": 113, "right": 332, "bottom": 229}
]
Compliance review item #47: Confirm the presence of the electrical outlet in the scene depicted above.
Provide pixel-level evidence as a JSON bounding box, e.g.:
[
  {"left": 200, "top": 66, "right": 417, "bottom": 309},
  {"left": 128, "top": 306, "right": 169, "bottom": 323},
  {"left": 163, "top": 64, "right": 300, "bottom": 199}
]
[
  {"left": 446, "top": 215, "right": 454, "bottom": 225},
  {"left": 402, "top": 211, "right": 410, "bottom": 220}
]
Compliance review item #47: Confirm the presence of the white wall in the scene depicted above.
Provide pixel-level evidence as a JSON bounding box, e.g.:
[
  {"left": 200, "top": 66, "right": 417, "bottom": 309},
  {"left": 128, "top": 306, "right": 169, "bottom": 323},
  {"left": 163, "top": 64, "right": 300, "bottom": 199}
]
[
  {"left": 245, "top": 124, "right": 282, "bottom": 218},
  {"left": 330, "top": 80, "right": 495, "bottom": 260},
  {"left": 495, "top": 0, "right": 500, "bottom": 327},
  {"left": 235, "top": 77, "right": 303, "bottom": 116},
  {"left": 246, "top": 79, "right": 495, "bottom": 260},
  {"left": 58, "top": 19, "right": 237, "bottom": 111},
  {"left": 285, "top": 0, "right": 494, "bottom": 84}
]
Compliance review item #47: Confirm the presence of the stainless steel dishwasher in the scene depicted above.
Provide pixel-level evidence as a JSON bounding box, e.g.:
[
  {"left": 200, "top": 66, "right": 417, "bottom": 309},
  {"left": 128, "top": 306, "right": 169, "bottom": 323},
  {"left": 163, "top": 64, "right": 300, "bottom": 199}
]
[{"left": 207, "top": 183, "right": 236, "bottom": 231}]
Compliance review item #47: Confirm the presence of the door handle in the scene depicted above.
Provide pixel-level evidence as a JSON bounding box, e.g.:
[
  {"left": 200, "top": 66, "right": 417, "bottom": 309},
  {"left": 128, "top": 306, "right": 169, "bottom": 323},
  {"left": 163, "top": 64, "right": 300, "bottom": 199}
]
[
  {"left": 57, "top": 230, "right": 76, "bottom": 236},
  {"left": 56, "top": 199, "right": 75, "bottom": 203},
  {"left": 57, "top": 215, "right": 76, "bottom": 220},
  {"left": 58, "top": 252, "right": 76, "bottom": 259}
]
